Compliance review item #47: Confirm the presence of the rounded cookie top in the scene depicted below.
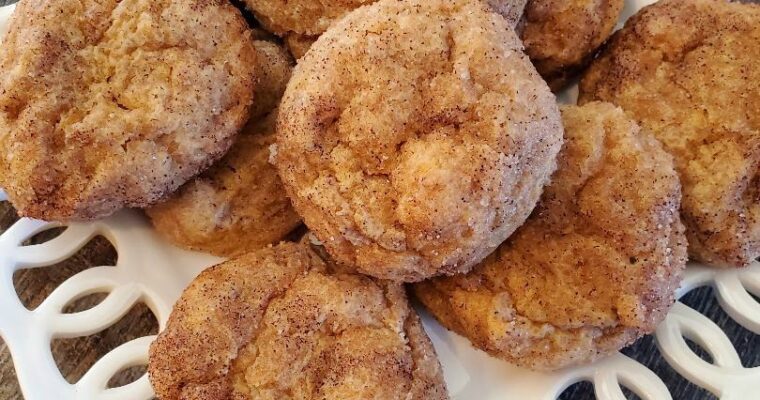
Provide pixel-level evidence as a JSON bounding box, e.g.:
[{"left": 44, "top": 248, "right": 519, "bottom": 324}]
[
  {"left": 519, "top": 0, "right": 624, "bottom": 91},
  {"left": 580, "top": 0, "right": 760, "bottom": 267},
  {"left": 274, "top": 0, "right": 563, "bottom": 282},
  {"left": 244, "top": 0, "right": 376, "bottom": 37},
  {"left": 146, "top": 111, "right": 301, "bottom": 257},
  {"left": 414, "top": 102, "right": 687, "bottom": 370},
  {"left": 148, "top": 242, "right": 448, "bottom": 400},
  {"left": 0, "top": 0, "right": 257, "bottom": 220}
]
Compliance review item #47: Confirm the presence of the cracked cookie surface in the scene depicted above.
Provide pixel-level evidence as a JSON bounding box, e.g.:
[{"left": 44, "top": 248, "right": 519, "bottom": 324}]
[
  {"left": 148, "top": 242, "right": 447, "bottom": 400},
  {"left": 274, "top": 0, "right": 563, "bottom": 282},
  {"left": 414, "top": 103, "right": 687, "bottom": 370},
  {"left": 0, "top": 0, "right": 257, "bottom": 220},
  {"left": 580, "top": 0, "right": 760, "bottom": 267}
]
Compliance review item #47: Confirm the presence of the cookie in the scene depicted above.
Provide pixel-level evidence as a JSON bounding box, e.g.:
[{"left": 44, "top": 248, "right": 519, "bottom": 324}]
[
  {"left": 249, "top": 41, "right": 295, "bottom": 119},
  {"left": 147, "top": 40, "right": 296, "bottom": 257},
  {"left": 580, "top": 0, "right": 760, "bottom": 267},
  {"left": 244, "top": 0, "right": 374, "bottom": 37},
  {"left": 519, "top": 0, "right": 623, "bottom": 91},
  {"left": 271, "top": 0, "right": 528, "bottom": 60},
  {"left": 284, "top": 33, "right": 317, "bottom": 60},
  {"left": 149, "top": 242, "right": 448, "bottom": 399},
  {"left": 146, "top": 111, "right": 301, "bottom": 257},
  {"left": 486, "top": 0, "right": 528, "bottom": 25},
  {"left": 274, "top": 0, "right": 563, "bottom": 282},
  {"left": 0, "top": 0, "right": 257, "bottom": 220},
  {"left": 414, "top": 102, "right": 687, "bottom": 370}
]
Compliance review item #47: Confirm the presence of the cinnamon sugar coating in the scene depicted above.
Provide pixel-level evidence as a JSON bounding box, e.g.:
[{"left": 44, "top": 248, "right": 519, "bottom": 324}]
[
  {"left": 146, "top": 111, "right": 301, "bottom": 257},
  {"left": 147, "top": 40, "right": 297, "bottom": 257},
  {"left": 486, "top": 0, "right": 528, "bottom": 24},
  {"left": 249, "top": 41, "right": 294, "bottom": 120},
  {"left": 244, "top": 0, "right": 374, "bottom": 37},
  {"left": 284, "top": 33, "right": 317, "bottom": 60},
  {"left": 274, "top": 0, "right": 563, "bottom": 282},
  {"left": 149, "top": 242, "right": 448, "bottom": 400},
  {"left": 0, "top": 0, "right": 257, "bottom": 220},
  {"left": 520, "top": 0, "right": 624, "bottom": 91},
  {"left": 414, "top": 103, "right": 687, "bottom": 370},
  {"left": 580, "top": 0, "right": 760, "bottom": 267}
]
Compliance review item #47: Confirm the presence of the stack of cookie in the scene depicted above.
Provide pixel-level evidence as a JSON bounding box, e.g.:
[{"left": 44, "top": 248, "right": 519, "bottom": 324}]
[{"left": 0, "top": 0, "right": 756, "bottom": 398}]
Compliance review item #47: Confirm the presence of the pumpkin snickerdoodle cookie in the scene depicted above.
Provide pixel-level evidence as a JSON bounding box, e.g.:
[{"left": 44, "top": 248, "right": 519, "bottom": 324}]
[
  {"left": 273, "top": 0, "right": 563, "bottom": 282},
  {"left": 580, "top": 0, "right": 760, "bottom": 267},
  {"left": 415, "top": 103, "right": 687, "bottom": 370},
  {"left": 149, "top": 242, "right": 448, "bottom": 399},
  {"left": 0, "top": 0, "right": 258, "bottom": 220}
]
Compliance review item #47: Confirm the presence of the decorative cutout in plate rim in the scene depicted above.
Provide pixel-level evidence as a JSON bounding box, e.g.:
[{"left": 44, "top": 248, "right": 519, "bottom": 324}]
[
  {"left": 2, "top": 191, "right": 758, "bottom": 400},
  {"left": 0, "top": 0, "right": 758, "bottom": 398}
]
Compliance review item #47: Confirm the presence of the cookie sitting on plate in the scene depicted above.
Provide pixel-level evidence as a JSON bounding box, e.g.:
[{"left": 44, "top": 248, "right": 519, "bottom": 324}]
[
  {"left": 580, "top": 0, "right": 760, "bottom": 268},
  {"left": 415, "top": 102, "right": 687, "bottom": 370},
  {"left": 149, "top": 242, "right": 448, "bottom": 400},
  {"left": 273, "top": 0, "right": 564, "bottom": 282},
  {"left": 0, "top": 0, "right": 258, "bottom": 221}
]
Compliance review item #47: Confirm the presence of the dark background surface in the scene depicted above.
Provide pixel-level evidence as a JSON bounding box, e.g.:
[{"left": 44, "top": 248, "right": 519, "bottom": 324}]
[{"left": 0, "top": 0, "right": 758, "bottom": 399}]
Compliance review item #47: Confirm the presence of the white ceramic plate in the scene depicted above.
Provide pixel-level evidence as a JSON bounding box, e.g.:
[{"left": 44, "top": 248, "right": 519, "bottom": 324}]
[{"left": 1, "top": 1, "right": 759, "bottom": 399}]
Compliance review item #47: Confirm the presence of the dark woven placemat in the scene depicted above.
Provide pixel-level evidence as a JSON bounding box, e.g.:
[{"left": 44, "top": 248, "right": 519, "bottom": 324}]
[{"left": 0, "top": 202, "right": 158, "bottom": 399}]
